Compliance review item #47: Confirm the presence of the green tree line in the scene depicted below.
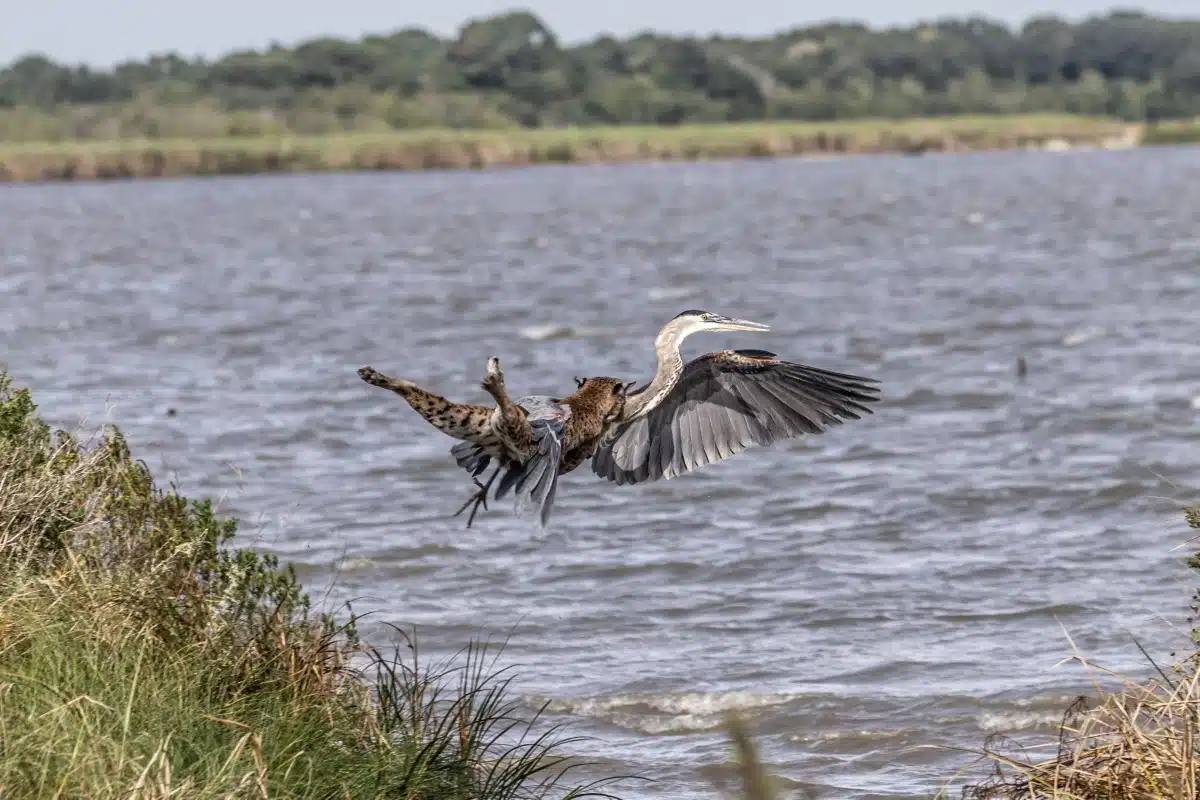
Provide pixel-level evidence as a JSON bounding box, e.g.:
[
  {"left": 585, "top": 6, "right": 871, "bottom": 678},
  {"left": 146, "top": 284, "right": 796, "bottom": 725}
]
[{"left": 2, "top": 9, "right": 1200, "bottom": 140}]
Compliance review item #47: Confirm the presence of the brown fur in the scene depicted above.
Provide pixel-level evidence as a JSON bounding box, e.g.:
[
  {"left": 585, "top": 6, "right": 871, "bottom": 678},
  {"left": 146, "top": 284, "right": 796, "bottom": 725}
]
[
  {"left": 481, "top": 363, "right": 628, "bottom": 475},
  {"left": 556, "top": 378, "right": 628, "bottom": 474},
  {"left": 358, "top": 362, "right": 627, "bottom": 475},
  {"left": 358, "top": 365, "right": 512, "bottom": 460},
  {"left": 359, "top": 360, "right": 628, "bottom": 526}
]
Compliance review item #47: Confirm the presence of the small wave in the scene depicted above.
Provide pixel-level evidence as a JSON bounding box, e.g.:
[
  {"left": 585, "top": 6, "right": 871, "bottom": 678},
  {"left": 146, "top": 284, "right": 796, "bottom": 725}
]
[
  {"left": 1190, "top": 395, "right": 1200, "bottom": 410},
  {"left": 884, "top": 386, "right": 1007, "bottom": 410},
  {"left": 540, "top": 690, "right": 806, "bottom": 735},
  {"left": 934, "top": 603, "right": 1088, "bottom": 623},
  {"left": 1062, "top": 326, "right": 1105, "bottom": 347},
  {"left": 646, "top": 286, "right": 697, "bottom": 301},
  {"left": 519, "top": 324, "right": 574, "bottom": 341},
  {"left": 788, "top": 728, "right": 910, "bottom": 745},
  {"left": 517, "top": 324, "right": 616, "bottom": 341},
  {"left": 978, "top": 710, "right": 1063, "bottom": 733}
]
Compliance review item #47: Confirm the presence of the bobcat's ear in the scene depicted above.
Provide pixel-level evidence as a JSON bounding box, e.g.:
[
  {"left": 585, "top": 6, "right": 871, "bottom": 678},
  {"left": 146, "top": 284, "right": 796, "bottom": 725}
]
[
  {"left": 612, "top": 382, "right": 624, "bottom": 396},
  {"left": 574, "top": 376, "right": 586, "bottom": 388}
]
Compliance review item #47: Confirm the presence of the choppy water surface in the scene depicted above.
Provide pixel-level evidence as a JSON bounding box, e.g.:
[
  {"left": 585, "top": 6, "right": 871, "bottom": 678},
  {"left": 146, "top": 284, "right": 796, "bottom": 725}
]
[{"left": 4, "top": 148, "right": 1200, "bottom": 798}]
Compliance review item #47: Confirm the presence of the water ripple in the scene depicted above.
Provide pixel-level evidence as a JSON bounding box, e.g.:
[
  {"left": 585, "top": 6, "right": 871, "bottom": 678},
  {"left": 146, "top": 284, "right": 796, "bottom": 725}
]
[{"left": 3, "top": 148, "right": 1200, "bottom": 798}]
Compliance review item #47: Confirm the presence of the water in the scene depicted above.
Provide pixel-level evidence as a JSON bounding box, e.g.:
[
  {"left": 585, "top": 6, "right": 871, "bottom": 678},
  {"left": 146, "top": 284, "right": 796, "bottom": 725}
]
[{"left": 4, "top": 147, "right": 1200, "bottom": 798}]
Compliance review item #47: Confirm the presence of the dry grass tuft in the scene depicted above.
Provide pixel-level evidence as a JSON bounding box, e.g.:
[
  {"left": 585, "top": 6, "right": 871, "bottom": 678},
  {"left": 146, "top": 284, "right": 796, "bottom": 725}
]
[
  {"left": 960, "top": 657, "right": 1200, "bottom": 799},
  {"left": 956, "top": 504, "right": 1200, "bottom": 800}
]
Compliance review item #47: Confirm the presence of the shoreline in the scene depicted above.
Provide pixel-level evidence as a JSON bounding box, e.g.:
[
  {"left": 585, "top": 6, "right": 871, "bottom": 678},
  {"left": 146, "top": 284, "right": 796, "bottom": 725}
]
[{"left": 2, "top": 114, "right": 1193, "bottom": 184}]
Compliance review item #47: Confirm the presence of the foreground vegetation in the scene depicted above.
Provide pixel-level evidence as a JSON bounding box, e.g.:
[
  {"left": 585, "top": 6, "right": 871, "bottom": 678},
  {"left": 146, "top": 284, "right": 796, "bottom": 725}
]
[
  {"left": 0, "top": 372, "right": 622, "bottom": 799},
  {"left": 4, "top": 9, "right": 1200, "bottom": 140}
]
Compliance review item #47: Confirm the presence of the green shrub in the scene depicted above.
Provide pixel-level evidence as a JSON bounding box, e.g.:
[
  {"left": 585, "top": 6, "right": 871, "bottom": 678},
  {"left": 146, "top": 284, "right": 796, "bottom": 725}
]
[{"left": 0, "top": 372, "right": 626, "bottom": 799}]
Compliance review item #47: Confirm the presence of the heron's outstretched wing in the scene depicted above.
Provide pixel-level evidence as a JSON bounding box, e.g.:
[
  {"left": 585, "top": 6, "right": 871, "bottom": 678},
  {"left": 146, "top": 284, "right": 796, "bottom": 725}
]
[{"left": 591, "top": 349, "right": 880, "bottom": 486}]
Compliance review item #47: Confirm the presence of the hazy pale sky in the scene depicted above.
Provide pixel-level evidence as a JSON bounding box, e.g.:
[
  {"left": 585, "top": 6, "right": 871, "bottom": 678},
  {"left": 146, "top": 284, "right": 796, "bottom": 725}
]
[{"left": 3, "top": 1, "right": 1187, "bottom": 66}]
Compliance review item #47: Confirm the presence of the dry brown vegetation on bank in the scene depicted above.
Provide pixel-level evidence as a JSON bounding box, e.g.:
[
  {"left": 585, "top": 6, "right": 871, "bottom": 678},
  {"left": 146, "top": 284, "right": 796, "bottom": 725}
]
[
  {"left": 0, "top": 115, "right": 1154, "bottom": 183},
  {"left": 959, "top": 656, "right": 1200, "bottom": 799},
  {"left": 951, "top": 506, "right": 1200, "bottom": 800}
]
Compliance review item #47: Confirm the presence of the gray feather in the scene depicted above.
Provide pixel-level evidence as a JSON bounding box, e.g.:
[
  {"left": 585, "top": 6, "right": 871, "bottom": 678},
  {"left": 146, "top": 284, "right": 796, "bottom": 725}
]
[
  {"left": 592, "top": 350, "right": 880, "bottom": 485},
  {"left": 450, "top": 441, "right": 490, "bottom": 477},
  {"left": 495, "top": 416, "right": 564, "bottom": 526},
  {"left": 489, "top": 395, "right": 569, "bottom": 526}
]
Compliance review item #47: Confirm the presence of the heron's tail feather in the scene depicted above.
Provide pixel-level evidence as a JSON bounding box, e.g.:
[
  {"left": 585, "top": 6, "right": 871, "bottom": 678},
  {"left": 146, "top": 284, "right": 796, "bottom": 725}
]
[
  {"left": 450, "top": 441, "right": 491, "bottom": 477},
  {"left": 494, "top": 417, "right": 563, "bottom": 527}
]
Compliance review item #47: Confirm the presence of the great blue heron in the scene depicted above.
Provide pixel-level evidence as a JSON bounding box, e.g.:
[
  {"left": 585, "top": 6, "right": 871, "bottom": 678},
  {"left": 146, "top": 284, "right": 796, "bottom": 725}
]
[
  {"left": 358, "top": 359, "right": 629, "bottom": 526},
  {"left": 589, "top": 309, "right": 881, "bottom": 485},
  {"left": 449, "top": 309, "right": 881, "bottom": 520}
]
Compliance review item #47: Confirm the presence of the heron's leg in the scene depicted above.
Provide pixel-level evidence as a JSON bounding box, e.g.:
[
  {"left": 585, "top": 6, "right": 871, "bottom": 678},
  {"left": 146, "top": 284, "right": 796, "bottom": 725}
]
[{"left": 453, "top": 464, "right": 502, "bottom": 528}]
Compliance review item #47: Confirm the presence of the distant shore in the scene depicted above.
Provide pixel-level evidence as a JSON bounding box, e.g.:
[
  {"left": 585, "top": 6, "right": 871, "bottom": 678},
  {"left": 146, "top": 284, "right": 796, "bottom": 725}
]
[{"left": 1, "top": 115, "right": 1196, "bottom": 183}]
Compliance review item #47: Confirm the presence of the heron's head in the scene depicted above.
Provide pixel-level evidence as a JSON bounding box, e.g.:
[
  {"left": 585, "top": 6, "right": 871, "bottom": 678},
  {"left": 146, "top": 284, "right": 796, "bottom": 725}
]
[{"left": 664, "top": 309, "right": 771, "bottom": 341}]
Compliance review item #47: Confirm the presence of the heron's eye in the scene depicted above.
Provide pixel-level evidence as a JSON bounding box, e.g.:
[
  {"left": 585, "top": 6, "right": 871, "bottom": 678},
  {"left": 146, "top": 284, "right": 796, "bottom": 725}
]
[{"left": 701, "top": 313, "right": 713, "bottom": 321}]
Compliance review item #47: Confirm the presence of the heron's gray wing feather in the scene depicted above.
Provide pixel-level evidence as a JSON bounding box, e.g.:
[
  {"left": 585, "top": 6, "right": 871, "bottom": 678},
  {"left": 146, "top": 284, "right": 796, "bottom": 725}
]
[
  {"left": 448, "top": 394, "right": 557, "bottom": 481},
  {"left": 450, "top": 441, "right": 490, "bottom": 477},
  {"left": 494, "top": 397, "right": 568, "bottom": 526},
  {"left": 591, "top": 349, "right": 880, "bottom": 485}
]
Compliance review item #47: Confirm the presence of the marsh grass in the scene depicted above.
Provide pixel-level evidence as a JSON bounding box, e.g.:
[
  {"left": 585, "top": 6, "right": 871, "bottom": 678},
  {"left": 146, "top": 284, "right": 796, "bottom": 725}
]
[
  {"left": 1142, "top": 120, "right": 1200, "bottom": 146},
  {"left": 0, "top": 372, "right": 626, "bottom": 799},
  {"left": 0, "top": 114, "right": 1140, "bottom": 182}
]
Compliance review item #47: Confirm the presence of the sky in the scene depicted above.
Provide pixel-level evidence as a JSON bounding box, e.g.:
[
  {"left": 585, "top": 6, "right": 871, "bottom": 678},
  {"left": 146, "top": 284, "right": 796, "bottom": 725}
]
[{"left": 2, "top": 0, "right": 1189, "bottom": 67}]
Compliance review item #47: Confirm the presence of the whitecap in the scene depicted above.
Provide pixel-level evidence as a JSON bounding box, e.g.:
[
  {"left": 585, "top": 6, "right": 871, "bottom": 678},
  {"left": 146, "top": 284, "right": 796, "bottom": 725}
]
[
  {"left": 538, "top": 690, "right": 807, "bottom": 735},
  {"left": 978, "top": 709, "right": 1062, "bottom": 733},
  {"left": 1062, "top": 326, "right": 1105, "bottom": 347},
  {"left": 647, "top": 286, "right": 697, "bottom": 302},
  {"left": 788, "top": 728, "right": 909, "bottom": 744},
  {"left": 519, "top": 324, "right": 574, "bottom": 341},
  {"left": 517, "top": 324, "right": 617, "bottom": 341}
]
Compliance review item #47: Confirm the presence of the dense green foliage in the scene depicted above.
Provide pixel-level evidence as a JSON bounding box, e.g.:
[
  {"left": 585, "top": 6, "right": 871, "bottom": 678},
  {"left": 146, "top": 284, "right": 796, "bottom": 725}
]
[
  {"left": 2, "top": 9, "right": 1199, "bottom": 140},
  {"left": 0, "top": 372, "right": 623, "bottom": 799}
]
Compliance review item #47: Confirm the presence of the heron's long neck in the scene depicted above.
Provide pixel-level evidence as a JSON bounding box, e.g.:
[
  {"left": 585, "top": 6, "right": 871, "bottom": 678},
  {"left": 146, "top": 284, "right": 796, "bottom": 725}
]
[{"left": 624, "top": 330, "right": 684, "bottom": 420}]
